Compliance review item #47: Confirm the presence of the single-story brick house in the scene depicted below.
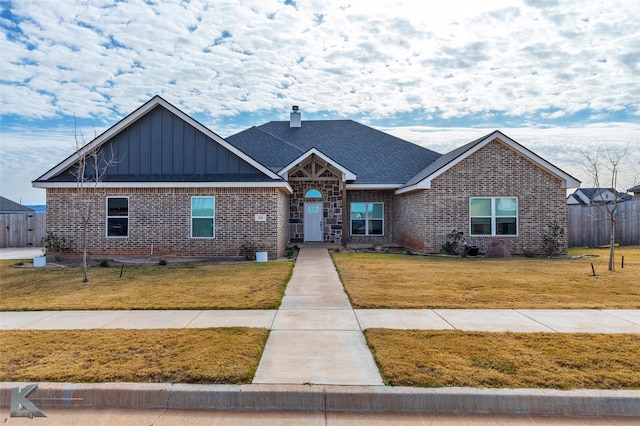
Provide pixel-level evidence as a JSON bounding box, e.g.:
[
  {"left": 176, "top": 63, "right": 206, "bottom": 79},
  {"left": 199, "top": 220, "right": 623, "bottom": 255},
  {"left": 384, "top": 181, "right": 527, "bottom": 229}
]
[{"left": 33, "top": 96, "right": 581, "bottom": 258}]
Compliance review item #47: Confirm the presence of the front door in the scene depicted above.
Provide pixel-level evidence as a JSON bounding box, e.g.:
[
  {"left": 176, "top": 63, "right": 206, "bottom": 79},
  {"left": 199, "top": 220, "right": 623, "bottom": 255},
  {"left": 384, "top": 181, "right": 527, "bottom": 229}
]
[{"left": 303, "top": 202, "right": 323, "bottom": 242}]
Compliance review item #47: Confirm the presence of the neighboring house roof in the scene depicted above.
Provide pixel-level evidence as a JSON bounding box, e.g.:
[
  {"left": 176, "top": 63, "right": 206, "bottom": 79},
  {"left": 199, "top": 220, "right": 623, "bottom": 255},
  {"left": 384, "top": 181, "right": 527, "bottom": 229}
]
[
  {"left": 567, "top": 188, "right": 632, "bottom": 205},
  {"left": 33, "top": 96, "right": 291, "bottom": 192},
  {"left": 628, "top": 184, "right": 640, "bottom": 193},
  {"left": 226, "top": 120, "right": 442, "bottom": 186},
  {"left": 398, "top": 130, "right": 581, "bottom": 194},
  {"left": 0, "top": 196, "right": 34, "bottom": 213}
]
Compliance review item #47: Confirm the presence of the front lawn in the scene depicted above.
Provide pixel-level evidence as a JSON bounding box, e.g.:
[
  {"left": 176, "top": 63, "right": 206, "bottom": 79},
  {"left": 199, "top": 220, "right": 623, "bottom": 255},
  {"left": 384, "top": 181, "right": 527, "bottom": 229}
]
[
  {"left": 366, "top": 329, "right": 640, "bottom": 389},
  {"left": 332, "top": 247, "right": 640, "bottom": 309},
  {"left": 0, "top": 261, "right": 293, "bottom": 311},
  {"left": 0, "top": 328, "right": 268, "bottom": 384}
]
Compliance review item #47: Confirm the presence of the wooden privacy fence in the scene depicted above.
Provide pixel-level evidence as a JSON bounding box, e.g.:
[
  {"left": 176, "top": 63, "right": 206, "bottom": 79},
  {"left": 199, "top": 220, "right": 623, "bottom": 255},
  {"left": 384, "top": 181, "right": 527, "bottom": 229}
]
[
  {"left": 0, "top": 213, "right": 46, "bottom": 248},
  {"left": 568, "top": 199, "right": 640, "bottom": 247}
]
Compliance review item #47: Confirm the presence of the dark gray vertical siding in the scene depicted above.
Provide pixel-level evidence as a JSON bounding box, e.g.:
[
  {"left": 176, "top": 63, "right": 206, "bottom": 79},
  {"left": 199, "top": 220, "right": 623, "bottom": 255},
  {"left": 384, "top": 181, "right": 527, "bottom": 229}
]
[
  {"left": 183, "top": 124, "right": 195, "bottom": 174},
  {"left": 92, "top": 105, "right": 263, "bottom": 179},
  {"left": 139, "top": 115, "right": 151, "bottom": 174},
  {"left": 127, "top": 121, "right": 139, "bottom": 174},
  {"left": 161, "top": 108, "right": 173, "bottom": 174},
  {"left": 150, "top": 107, "right": 163, "bottom": 175},
  {"left": 194, "top": 131, "right": 206, "bottom": 174}
]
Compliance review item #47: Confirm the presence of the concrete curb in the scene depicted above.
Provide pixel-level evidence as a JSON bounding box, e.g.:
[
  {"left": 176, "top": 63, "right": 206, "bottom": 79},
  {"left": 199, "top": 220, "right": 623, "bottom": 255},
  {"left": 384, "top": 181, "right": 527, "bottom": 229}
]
[{"left": 2, "top": 383, "right": 639, "bottom": 417}]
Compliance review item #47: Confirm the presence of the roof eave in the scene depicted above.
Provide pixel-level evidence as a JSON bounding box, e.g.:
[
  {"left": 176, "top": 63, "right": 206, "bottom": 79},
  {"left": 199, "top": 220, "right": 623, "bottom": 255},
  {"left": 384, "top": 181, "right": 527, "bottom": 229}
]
[{"left": 32, "top": 180, "right": 293, "bottom": 194}]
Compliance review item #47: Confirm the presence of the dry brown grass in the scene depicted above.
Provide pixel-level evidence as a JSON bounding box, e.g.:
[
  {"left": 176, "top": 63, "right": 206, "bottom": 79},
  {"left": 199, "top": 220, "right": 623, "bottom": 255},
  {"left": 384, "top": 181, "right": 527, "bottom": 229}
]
[
  {"left": 365, "top": 329, "right": 640, "bottom": 389},
  {"left": 0, "top": 328, "right": 268, "bottom": 384},
  {"left": 0, "top": 261, "right": 292, "bottom": 311},
  {"left": 332, "top": 247, "right": 640, "bottom": 309}
]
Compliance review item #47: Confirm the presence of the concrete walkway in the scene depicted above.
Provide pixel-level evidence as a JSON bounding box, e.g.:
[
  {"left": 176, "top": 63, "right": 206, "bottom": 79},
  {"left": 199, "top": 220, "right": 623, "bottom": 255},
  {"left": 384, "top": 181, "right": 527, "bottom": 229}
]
[
  {"left": 253, "top": 246, "right": 383, "bottom": 385},
  {"left": 2, "top": 308, "right": 639, "bottom": 334}
]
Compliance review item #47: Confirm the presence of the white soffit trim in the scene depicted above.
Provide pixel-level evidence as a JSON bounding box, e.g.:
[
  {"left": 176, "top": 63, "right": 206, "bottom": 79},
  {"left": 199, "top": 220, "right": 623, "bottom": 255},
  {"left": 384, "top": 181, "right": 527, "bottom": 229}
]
[
  {"left": 278, "top": 148, "right": 357, "bottom": 181},
  {"left": 396, "top": 130, "right": 581, "bottom": 195},
  {"left": 36, "top": 96, "right": 282, "bottom": 181},
  {"left": 33, "top": 181, "right": 294, "bottom": 193}
]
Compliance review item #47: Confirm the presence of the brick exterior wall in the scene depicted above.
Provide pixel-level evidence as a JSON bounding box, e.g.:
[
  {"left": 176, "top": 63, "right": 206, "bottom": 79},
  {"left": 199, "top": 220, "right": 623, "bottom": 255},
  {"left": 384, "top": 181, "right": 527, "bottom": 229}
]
[
  {"left": 347, "top": 190, "right": 395, "bottom": 245},
  {"left": 46, "top": 187, "right": 289, "bottom": 259},
  {"left": 396, "top": 139, "right": 568, "bottom": 255}
]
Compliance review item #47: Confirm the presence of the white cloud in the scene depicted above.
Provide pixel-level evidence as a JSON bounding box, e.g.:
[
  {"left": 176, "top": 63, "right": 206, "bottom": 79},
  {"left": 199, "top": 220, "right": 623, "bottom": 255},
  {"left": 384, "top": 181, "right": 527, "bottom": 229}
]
[{"left": 2, "top": 0, "right": 639, "bottom": 121}]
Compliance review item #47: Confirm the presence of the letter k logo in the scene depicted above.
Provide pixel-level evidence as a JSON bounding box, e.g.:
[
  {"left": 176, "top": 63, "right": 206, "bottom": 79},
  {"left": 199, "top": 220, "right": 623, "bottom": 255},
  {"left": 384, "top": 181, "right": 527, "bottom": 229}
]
[{"left": 10, "top": 384, "right": 47, "bottom": 418}]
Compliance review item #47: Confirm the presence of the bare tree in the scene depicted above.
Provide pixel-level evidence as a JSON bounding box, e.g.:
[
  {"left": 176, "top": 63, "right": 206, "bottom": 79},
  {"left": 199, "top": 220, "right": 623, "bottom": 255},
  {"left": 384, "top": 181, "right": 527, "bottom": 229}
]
[
  {"left": 582, "top": 144, "right": 630, "bottom": 271},
  {"left": 71, "top": 118, "right": 118, "bottom": 282}
]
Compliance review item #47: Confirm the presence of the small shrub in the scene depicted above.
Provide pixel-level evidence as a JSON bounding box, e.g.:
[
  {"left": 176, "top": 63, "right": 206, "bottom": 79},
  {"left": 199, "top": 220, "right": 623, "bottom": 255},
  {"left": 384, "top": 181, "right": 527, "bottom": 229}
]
[
  {"left": 384, "top": 248, "right": 390, "bottom": 254},
  {"left": 333, "top": 248, "right": 341, "bottom": 253},
  {"left": 441, "top": 228, "right": 465, "bottom": 256},
  {"left": 98, "top": 259, "right": 109, "bottom": 267},
  {"left": 13, "top": 261, "right": 24, "bottom": 266},
  {"left": 41, "top": 231, "right": 70, "bottom": 261},
  {"left": 542, "top": 221, "right": 565, "bottom": 257},
  {"left": 240, "top": 240, "right": 264, "bottom": 261},
  {"left": 523, "top": 249, "right": 536, "bottom": 258},
  {"left": 158, "top": 259, "right": 167, "bottom": 266},
  {"left": 286, "top": 245, "right": 300, "bottom": 259}
]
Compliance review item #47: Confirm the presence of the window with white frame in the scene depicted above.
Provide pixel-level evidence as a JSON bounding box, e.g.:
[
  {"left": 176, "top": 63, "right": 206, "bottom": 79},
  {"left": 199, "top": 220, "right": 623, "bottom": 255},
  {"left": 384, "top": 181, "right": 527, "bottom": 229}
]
[
  {"left": 191, "top": 196, "right": 215, "bottom": 238},
  {"left": 106, "top": 197, "right": 129, "bottom": 237},
  {"left": 470, "top": 197, "right": 517, "bottom": 236},
  {"left": 350, "top": 202, "right": 383, "bottom": 235}
]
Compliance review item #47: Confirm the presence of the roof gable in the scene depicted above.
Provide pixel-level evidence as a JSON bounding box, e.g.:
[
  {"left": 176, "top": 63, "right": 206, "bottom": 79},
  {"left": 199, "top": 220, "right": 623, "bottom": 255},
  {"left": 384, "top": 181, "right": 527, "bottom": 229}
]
[
  {"left": 34, "top": 96, "right": 282, "bottom": 185},
  {"left": 278, "top": 148, "right": 357, "bottom": 181},
  {"left": 398, "top": 130, "right": 581, "bottom": 194}
]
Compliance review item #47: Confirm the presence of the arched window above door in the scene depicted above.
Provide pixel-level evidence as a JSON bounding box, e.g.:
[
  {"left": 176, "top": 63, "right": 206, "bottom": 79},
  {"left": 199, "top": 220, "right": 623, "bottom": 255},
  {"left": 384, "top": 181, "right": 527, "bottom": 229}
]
[{"left": 305, "top": 189, "right": 322, "bottom": 198}]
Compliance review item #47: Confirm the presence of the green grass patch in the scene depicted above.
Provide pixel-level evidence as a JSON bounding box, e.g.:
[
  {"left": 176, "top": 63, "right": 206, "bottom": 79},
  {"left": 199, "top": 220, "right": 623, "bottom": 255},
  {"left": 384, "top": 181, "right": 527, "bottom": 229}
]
[
  {"left": 0, "top": 261, "right": 293, "bottom": 311},
  {"left": 0, "top": 328, "right": 268, "bottom": 384},
  {"left": 332, "top": 247, "right": 640, "bottom": 309},
  {"left": 365, "top": 329, "right": 640, "bottom": 389}
]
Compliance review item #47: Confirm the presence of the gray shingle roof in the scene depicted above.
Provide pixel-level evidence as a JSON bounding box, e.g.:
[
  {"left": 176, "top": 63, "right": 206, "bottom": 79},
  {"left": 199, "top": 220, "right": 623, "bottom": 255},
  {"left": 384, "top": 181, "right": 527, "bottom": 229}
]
[
  {"left": 0, "top": 196, "right": 34, "bottom": 213},
  {"left": 226, "top": 120, "right": 441, "bottom": 184}
]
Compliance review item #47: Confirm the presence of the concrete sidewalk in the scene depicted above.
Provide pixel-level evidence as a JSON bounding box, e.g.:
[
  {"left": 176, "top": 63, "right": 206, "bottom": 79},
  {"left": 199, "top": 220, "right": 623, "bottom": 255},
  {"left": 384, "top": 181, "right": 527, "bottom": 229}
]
[{"left": 2, "top": 308, "right": 639, "bottom": 333}]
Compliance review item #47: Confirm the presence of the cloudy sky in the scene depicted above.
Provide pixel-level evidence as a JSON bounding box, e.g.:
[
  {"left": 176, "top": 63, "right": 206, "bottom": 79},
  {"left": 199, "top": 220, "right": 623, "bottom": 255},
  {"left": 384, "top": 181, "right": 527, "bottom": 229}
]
[{"left": 1, "top": 0, "right": 639, "bottom": 205}]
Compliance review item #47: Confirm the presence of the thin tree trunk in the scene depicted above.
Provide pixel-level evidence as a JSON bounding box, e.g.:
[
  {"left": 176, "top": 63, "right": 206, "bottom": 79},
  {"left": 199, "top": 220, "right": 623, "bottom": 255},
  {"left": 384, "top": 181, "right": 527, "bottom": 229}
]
[
  {"left": 608, "top": 215, "right": 615, "bottom": 272},
  {"left": 82, "top": 218, "right": 88, "bottom": 282}
]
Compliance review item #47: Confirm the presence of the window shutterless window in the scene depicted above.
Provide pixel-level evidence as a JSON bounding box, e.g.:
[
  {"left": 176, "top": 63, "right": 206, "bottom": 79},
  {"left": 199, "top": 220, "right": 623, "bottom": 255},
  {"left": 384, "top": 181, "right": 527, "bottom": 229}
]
[
  {"left": 191, "top": 196, "right": 215, "bottom": 238},
  {"left": 106, "top": 197, "right": 129, "bottom": 237},
  {"left": 350, "top": 202, "right": 383, "bottom": 236},
  {"left": 470, "top": 197, "right": 517, "bottom": 236}
]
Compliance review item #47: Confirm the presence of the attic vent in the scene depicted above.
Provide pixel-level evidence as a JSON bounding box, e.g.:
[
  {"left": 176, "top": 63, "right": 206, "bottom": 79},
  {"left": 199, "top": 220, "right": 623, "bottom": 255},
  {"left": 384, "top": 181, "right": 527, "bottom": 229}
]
[{"left": 290, "top": 105, "right": 301, "bottom": 128}]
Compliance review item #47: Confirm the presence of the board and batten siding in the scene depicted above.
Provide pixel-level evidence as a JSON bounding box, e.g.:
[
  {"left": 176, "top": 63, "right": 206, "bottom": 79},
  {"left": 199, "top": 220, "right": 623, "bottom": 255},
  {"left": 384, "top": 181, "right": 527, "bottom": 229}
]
[{"left": 52, "top": 105, "right": 264, "bottom": 181}]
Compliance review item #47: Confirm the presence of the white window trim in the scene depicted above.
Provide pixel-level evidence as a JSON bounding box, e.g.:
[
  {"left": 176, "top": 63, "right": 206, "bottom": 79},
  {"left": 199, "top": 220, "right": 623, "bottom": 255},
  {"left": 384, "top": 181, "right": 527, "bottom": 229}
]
[
  {"left": 469, "top": 197, "right": 518, "bottom": 237},
  {"left": 191, "top": 196, "right": 216, "bottom": 239},
  {"left": 350, "top": 202, "right": 384, "bottom": 236},
  {"left": 106, "top": 196, "right": 129, "bottom": 238}
]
